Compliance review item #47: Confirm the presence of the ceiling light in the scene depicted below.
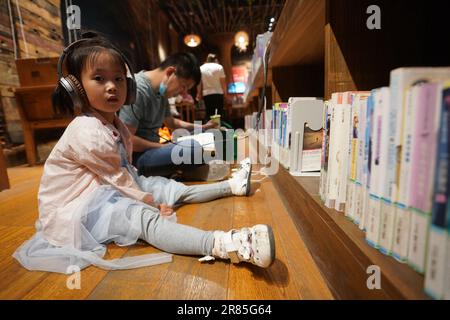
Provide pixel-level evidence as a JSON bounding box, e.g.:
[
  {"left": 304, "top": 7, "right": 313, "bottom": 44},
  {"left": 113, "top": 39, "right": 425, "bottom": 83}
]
[
  {"left": 234, "top": 30, "right": 249, "bottom": 52},
  {"left": 184, "top": 34, "right": 201, "bottom": 47}
]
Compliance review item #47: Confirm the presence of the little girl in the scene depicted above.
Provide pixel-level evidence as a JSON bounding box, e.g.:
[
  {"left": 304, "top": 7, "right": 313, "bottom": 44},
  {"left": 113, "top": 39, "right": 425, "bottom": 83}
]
[{"left": 13, "top": 35, "right": 275, "bottom": 273}]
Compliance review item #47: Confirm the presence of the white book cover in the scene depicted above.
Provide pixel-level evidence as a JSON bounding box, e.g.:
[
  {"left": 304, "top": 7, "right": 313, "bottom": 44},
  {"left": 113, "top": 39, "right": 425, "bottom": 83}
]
[
  {"left": 374, "top": 87, "right": 395, "bottom": 256},
  {"left": 354, "top": 95, "right": 369, "bottom": 226},
  {"left": 345, "top": 94, "right": 358, "bottom": 220},
  {"left": 287, "top": 98, "right": 323, "bottom": 175},
  {"left": 359, "top": 94, "right": 372, "bottom": 231},
  {"left": 325, "top": 94, "right": 341, "bottom": 209},
  {"left": 389, "top": 68, "right": 450, "bottom": 262},
  {"left": 177, "top": 132, "right": 216, "bottom": 152},
  {"left": 335, "top": 92, "right": 353, "bottom": 212},
  {"left": 390, "top": 86, "right": 414, "bottom": 264}
]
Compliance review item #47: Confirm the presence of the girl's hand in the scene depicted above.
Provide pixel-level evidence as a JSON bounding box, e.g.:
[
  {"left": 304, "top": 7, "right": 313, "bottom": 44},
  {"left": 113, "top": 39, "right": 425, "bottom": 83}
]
[{"left": 158, "top": 204, "right": 174, "bottom": 216}]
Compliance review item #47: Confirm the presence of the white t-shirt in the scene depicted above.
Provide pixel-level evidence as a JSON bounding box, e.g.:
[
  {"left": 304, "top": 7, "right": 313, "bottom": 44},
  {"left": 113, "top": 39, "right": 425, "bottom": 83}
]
[{"left": 200, "top": 62, "right": 226, "bottom": 96}]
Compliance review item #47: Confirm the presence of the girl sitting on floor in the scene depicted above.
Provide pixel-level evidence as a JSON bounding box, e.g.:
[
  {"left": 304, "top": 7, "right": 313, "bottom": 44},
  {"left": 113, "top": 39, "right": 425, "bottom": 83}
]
[{"left": 13, "top": 34, "right": 275, "bottom": 273}]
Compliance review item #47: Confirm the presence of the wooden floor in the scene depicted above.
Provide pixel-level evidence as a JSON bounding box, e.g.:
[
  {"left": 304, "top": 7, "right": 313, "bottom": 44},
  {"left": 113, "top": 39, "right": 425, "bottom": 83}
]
[{"left": 0, "top": 165, "right": 333, "bottom": 300}]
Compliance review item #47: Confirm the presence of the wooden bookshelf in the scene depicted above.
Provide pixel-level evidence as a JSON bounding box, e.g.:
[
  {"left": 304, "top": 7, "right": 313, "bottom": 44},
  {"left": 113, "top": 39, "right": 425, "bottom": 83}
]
[
  {"left": 270, "top": 163, "right": 428, "bottom": 299},
  {"left": 244, "top": 0, "right": 450, "bottom": 299},
  {"left": 246, "top": 0, "right": 450, "bottom": 103}
]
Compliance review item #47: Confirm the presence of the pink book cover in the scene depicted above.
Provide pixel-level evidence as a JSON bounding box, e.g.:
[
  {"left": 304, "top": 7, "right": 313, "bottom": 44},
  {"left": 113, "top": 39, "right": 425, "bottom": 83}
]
[{"left": 409, "top": 83, "right": 440, "bottom": 212}]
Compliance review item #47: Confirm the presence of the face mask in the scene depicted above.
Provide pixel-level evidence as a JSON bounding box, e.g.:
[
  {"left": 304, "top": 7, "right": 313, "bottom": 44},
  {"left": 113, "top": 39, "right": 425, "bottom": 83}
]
[
  {"left": 159, "top": 81, "right": 167, "bottom": 96},
  {"left": 159, "top": 73, "right": 173, "bottom": 96}
]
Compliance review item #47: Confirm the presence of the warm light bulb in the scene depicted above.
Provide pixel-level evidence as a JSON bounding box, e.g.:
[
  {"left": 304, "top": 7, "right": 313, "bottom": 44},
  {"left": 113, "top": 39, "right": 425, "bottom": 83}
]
[
  {"left": 184, "top": 34, "right": 201, "bottom": 47},
  {"left": 234, "top": 31, "right": 249, "bottom": 52}
]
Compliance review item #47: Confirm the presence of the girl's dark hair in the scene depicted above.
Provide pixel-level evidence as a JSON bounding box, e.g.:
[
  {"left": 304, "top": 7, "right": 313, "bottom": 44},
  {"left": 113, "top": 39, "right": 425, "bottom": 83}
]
[
  {"left": 159, "top": 52, "right": 201, "bottom": 86},
  {"left": 52, "top": 33, "right": 127, "bottom": 116}
]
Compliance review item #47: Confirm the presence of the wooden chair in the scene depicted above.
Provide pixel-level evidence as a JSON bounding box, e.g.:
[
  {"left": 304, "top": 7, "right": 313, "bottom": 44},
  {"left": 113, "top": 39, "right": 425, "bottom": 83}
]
[
  {"left": 14, "top": 85, "right": 72, "bottom": 166},
  {"left": 175, "top": 102, "right": 195, "bottom": 122},
  {"left": 0, "top": 143, "right": 9, "bottom": 191}
]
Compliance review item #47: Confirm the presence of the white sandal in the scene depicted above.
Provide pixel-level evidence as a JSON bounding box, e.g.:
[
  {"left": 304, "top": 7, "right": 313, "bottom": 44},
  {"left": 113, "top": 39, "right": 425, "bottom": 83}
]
[{"left": 203, "top": 224, "right": 275, "bottom": 268}]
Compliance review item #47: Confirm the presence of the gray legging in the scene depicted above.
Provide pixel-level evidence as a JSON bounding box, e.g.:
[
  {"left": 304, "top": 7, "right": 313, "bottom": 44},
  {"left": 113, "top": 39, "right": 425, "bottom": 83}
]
[{"left": 137, "top": 178, "right": 232, "bottom": 256}]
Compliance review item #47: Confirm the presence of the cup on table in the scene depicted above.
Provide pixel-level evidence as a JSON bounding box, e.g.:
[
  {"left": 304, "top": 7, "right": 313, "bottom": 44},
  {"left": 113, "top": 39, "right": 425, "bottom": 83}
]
[{"left": 210, "top": 114, "right": 221, "bottom": 127}]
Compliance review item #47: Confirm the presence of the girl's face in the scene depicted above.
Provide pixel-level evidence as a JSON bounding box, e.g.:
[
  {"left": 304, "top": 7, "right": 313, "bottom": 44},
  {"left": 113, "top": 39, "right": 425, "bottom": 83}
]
[{"left": 81, "top": 51, "right": 127, "bottom": 123}]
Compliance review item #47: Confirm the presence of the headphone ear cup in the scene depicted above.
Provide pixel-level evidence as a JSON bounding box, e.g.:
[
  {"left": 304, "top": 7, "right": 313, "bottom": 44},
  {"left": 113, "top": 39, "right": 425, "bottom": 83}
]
[
  {"left": 125, "top": 77, "right": 136, "bottom": 105},
  {"left": 59, "top": 74, "right": 87, "bottom": 111}
]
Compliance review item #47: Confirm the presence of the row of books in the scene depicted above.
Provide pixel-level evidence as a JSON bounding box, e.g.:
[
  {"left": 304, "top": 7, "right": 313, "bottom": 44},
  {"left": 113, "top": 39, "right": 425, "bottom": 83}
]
[
  {"left": 243, "top": 32, "right": 272, "bottom": 102},
  {"left": 319, "top": 67, "right": 450, "bottom": 300},
  {"left": 245, "top": 98, "right": 324, "bottom": 175}
]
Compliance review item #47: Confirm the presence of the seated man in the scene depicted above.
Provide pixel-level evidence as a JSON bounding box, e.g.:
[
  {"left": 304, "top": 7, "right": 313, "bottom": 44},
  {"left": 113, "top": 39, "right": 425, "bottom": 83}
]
[{"left": 119, "top": 52, "right": 228, "bottom": 181}]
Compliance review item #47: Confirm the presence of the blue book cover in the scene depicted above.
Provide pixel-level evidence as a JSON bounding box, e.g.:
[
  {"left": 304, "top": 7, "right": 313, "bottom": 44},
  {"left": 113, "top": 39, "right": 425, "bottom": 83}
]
[{"left": 424, "top": 84, "right": 450, "bottom": 299}]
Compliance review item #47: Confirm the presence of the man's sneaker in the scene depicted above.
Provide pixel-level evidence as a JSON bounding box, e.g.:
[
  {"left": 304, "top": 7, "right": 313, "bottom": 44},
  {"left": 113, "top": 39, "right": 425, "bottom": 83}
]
[
  {"left": 228, "top": 158, "right": 252, "bottom": 196},
  {"left": 211, "top": 224, "right": 275, "bottom": 268}
]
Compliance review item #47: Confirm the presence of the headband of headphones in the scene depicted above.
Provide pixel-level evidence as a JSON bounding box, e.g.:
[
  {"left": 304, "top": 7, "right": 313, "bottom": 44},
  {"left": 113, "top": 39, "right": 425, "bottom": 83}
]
[{"left": 57, "top": 38, "right": 137, "bottom": 109}]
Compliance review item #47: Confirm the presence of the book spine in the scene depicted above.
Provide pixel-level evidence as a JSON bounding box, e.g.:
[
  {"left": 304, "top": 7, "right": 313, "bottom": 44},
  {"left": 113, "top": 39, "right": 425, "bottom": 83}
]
[
  {"left": 360, "top": 93, "right": 373, "bottom": 231},
  {"left": 355, "top": 96, "right": 368, "bottom": 226},
  {"left": 408, "top": 83, "right": 441, "bottom": 274},
  {"left": 345, "top": 94, "right": 359, "bottom": 221},
  {"left": 320, "top": 101, "right": 330, "bottom": 201},
  {"left": 336, "top": 92, "right": 352, "bottom": 212},
  {"left": 424, "top": 84, "right": 449, "bottom": 298},
  {"left": 366, "top": 91, "right": 381, "bottom": 246},
  {"left": 392, "top": 86, "right": 419, "bottom": 263},
  {"left": 325, "top": 94, "right": 341, "bottom": 208},
  {"left": 390, "top": 69, "right": 409, "bottom": 262},
  {"left": 375, "top": 87, "right": 395, "bottom": 255},
  {"left": 445, "top": 230, "right": 450, "bottom": 300}
]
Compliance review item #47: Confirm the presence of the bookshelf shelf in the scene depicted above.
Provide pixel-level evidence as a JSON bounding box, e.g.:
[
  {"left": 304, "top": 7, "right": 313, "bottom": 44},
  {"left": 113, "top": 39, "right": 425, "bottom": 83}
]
[
  {"left": 245, "top": 0, "right": 450, "bottom": 299},
  {"left": 268, "top": 0, "right": 325, "bottom": 68},
  {"left": 246, "top": 0, "right": 450, "bottom": 104},
  {"left": 270, "top": 164, "right": 428, "bottom": 299}
]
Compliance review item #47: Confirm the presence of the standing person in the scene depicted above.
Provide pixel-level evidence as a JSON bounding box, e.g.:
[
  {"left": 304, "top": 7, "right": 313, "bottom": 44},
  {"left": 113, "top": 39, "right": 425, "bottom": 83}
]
[
  {"left": 13, "top": 35, "right": 275, "bottom": 273},
  {"left": 119, "top": 52, "right": 228, "bottom": 181},
  {"left": 197, "top": 53, "right": 229, "bottom": 122}
]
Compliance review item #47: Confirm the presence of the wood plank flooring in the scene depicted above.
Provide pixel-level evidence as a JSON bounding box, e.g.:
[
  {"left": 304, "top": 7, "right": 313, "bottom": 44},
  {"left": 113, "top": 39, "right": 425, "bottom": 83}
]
[{"left": 0, "top": 165, "right": 333, "bottom": 300}]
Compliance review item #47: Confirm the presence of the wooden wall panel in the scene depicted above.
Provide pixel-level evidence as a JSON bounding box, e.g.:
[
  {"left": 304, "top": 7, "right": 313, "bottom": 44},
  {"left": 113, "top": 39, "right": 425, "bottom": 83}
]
[{"left": 0, "top": 0, "right": 63, "bottom": 145}]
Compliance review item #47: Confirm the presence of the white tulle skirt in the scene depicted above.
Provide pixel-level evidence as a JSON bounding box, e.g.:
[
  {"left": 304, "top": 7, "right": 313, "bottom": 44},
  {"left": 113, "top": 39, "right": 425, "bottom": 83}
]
[{"left": 13, "top": 185, "right": 174, "bottom": 274}]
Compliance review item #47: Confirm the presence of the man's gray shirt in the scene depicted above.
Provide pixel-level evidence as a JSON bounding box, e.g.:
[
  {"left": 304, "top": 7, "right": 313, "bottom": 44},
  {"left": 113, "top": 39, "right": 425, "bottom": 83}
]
[{"left": 119, "top": 71, "right": 171, "bottom": 143}]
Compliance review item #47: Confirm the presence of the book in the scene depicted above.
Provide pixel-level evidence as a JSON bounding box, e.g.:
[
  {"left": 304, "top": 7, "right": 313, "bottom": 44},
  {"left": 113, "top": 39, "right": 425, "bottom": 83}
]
[
  {"left": 354, "top": 94, "right": 369, "bottom": 226},
  {"left": 286, "top": 98, "right": 324, "bottom": 176},
  {"left": 389, "top": 67, "right": 450, "bottom": 263},
  {"left": 345, "top": 93, "right": 359, "bottom": 221},
  {"left": 301, "top": 124, "right": 323, "bottom": 173},
  {"left": 374, "top": 87, "right": 394, "bottom": 256},
  {"left": 366, "top": 89, "right": 385, "bottom": 248},
  {"left": 445, "top": 204, "right": 450, "bottom": 300},
  {"left": 320, "top": 101, "right": 331, "bottom": 201},
  {"left": 335, "top": 92, "right": 353, "bottom": 212},
  {"left": 325, "top": 93, "right": 342, "bottom": 209},
  {"left": 360, "top": 92, "right": 374, "bottom": 231},
  {"left": 407, "top": 82, "right": 442, "bottom": 274},
  {"left": 176, "top": 132, "right": 216, "bottom": 153},
  {"left": 424, "top": 83, "right": 449, "bottom": 299},
  {"left": 391, "top": 85, "right": 415, "bottom": 262},
  {"left": 345, "top": 93, "right": 370, "bottom": 222}
]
